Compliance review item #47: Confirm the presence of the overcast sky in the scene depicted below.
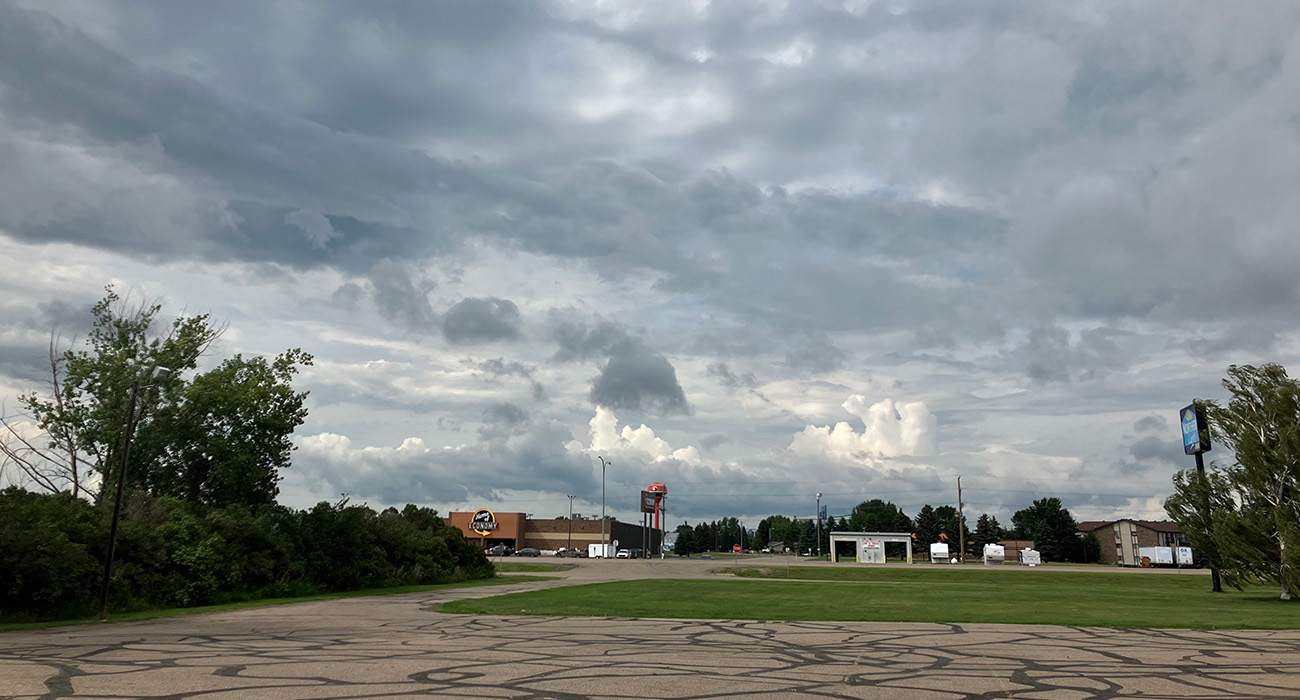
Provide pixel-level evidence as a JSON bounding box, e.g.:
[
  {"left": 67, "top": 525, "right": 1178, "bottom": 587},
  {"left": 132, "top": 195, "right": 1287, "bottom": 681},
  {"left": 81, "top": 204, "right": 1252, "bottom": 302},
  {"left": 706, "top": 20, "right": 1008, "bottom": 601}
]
[{"left": 3, "top": 0, "right": 1299, "bottom": 527}]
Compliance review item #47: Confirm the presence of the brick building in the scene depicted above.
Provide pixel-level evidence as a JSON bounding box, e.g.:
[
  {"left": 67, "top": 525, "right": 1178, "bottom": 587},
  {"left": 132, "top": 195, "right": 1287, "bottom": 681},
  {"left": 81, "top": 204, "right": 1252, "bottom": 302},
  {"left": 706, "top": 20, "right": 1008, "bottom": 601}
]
[
  {"left": 1077, "top": 519, "right": 1189, "bottom": 566},
  {"left": 446, "top": 510, "right": 663, "bottom": 555}
]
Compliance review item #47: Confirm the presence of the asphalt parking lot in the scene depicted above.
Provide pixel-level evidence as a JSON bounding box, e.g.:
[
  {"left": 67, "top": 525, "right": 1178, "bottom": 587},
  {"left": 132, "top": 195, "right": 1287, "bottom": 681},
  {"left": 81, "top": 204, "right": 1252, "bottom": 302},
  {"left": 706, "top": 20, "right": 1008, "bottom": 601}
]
[{"left": 3, "top": 558, "right": 1298, "bottom": 699}]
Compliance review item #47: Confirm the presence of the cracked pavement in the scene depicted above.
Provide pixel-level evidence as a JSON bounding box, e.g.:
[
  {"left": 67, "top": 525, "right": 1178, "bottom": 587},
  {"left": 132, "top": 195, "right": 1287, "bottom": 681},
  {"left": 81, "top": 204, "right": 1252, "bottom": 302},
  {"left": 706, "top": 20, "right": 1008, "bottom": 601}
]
[{"left": 3, "top": 559, "right": 1299, "bottom": 699}]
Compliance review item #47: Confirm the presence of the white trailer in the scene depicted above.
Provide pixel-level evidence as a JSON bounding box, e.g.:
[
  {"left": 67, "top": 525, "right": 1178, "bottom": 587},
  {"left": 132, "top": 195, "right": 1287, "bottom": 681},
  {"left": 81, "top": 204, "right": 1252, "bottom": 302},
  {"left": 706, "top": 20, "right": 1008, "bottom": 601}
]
[
  {"left": 588, "top": 543, "right": 616, "bottom": 558},
  {"left": 1139, "top": 546, "right": 1174, "bottom": 566},
  {"left": 929, "top": 542, "right": 950, "bottom": 563},
  {"left": 983, "top": 543, "right": 1005, "bottom": 565}
]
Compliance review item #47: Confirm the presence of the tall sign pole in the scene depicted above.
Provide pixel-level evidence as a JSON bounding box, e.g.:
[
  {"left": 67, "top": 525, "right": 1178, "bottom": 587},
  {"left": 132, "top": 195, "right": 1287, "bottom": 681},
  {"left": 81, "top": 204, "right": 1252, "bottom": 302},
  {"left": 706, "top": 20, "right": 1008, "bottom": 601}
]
[
  {"left": 567, "top": 494, "right": 576, "bottom": 551},
  {"left": 957, "top": 476, "right": 965, "bottom": 564},
  {"left": 599, "top": 456, "right": 610, "bottom": 557},
  {"left": 1181, "top": 402, "right": 1221, "bottom": 593}
]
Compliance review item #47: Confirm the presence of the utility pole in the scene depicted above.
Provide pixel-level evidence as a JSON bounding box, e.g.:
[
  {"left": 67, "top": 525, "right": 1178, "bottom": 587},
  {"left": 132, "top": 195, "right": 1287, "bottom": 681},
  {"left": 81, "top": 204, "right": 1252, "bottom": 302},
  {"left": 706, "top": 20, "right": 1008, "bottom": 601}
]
[
  {"left": 816, "top": 492, "right": 822, "bottom": 559},
  {"left": 957, "top": 476, "right": 965, "bottom": 564},
  {"left": 567, "top": 494, "right": 576, "bottom": 551},
  {"left": 599, "top": 456, "right": 610, "bottom": 558}
]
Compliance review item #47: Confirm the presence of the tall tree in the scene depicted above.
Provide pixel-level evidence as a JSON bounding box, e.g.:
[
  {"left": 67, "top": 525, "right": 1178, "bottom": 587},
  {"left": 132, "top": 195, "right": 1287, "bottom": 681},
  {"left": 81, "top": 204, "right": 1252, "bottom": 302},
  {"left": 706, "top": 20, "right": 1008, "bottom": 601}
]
[
  {"left": 1195, "top": 364, "right": 1300, "bottom": 600},
  {"left": 1, "top": 289, "right": 311, "bottom": 507},
  {"left": 971, "top": 514, "right": 1005, "bottom": 550},
  {"left": 754, "top": 518, "right": 771, "bottom": 548},
  {"left": 798, "top": 519, "right": 816, "bottom": 554},
  {"left": 913, "top": 505, "right": 942, "bottom": 546},
  {"left": 674, "top": 523, "right": 699, "bottom": 557},
  {"left": 1011, "top": 498, "right": 1081, "bottom": 562},
  {"left": 935, "top": 505, "right": 972, "bottom": 555},
  {"left": 848, "top": 499, "right": 903, "bottom": 532}
]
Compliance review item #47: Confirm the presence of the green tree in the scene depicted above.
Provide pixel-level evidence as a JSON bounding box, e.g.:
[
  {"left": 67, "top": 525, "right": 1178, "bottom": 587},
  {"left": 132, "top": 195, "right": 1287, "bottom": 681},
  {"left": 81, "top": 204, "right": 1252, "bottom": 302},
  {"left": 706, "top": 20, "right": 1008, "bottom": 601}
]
[
  {"left": 4, "top": 289, "right": 221, "bottom": 500},
  {"left": 935, "top": 505, "right": 972, "bottom": 556},
  {"left": 766, "top": 515, "right": 796, "bottom": 547},
  {"left": 674, "top": 523, "right": 699, "bottom": 557},
  {"left": 798, "top": 519, "right": 816, "bottom": 554},
  {"left": 1, "top": 289, "right": 311, "bottom": 507},
  {"left": 848, "top": 499, "right": 904, "bottom": 532},
  {"left": 754, "top": 518, "right": 771, "bottom": 548},
  {"left": 971, "top": 514, "right": 1005, "bottom": 550},
  {"left": 1011, "top": 498, "right": 1081, "bottom": 562},
  {"left": 912, "top": 505, "right": 942, "bottom": 547},
  {"left": 1187, "top": 364, "right": 1300, "bottom": 600}
]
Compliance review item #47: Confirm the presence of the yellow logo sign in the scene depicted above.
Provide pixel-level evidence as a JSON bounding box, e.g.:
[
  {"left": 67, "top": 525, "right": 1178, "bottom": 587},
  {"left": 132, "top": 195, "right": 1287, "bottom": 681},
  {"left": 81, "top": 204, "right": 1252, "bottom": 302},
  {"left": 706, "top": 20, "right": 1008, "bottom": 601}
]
[{"left": 470, "top": 509, "right": 498, "bottom": 536}]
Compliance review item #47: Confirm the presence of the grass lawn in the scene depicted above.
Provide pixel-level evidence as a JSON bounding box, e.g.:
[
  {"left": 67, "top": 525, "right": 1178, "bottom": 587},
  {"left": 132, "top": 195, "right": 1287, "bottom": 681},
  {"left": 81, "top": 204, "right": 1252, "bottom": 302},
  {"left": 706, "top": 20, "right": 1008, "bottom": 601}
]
[
  {"left": 0, "top": 575, "right": 556, "bottom": 633},
  {"left": 493, "top": 562, "right": 575, "bottom": 573},
  {"left": 438, "top": 567, "right": 1300, "bottom": 630}
]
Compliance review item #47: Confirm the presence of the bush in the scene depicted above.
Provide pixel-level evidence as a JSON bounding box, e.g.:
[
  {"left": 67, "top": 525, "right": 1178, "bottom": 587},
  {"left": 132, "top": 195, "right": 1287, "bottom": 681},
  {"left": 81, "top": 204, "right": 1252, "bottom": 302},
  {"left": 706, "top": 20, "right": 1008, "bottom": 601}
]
[
  {"left": 0, "top": 488, "right": 495, "bottom": 621},
  {"left": 0, "top": 488, "right": 103, "bottom": 619}
]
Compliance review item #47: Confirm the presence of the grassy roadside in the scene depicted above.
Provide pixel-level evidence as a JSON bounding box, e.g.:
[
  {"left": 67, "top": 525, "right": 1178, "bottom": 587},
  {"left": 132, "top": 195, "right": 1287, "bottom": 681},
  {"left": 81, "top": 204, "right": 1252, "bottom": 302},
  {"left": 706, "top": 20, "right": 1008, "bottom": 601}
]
[
  {"left": 438, "top": 569, "right": 1300, "bottom": 630},
  {"left": 1, "top": 575, "right": 556, "bottom": 633}
]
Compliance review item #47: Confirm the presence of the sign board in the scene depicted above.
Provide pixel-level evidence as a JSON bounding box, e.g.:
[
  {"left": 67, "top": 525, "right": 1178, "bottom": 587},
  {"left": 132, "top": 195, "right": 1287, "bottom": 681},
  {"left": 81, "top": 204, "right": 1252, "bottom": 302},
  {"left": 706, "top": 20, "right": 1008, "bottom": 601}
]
[
  {"left": 732, "top": 544, "right": 741, "bottom": 553},
  {"left": 1181, "top": 403, "right": 1211, "bottom": 455},
  {"left": 641, "top": 491, "right": 659, "bottom": 513},
  {"left": 1177, "top": 546, "right": 1194, "bottom": 565},
  {"left": 469, "top": 509, "right": 498, "bottom": 536}
]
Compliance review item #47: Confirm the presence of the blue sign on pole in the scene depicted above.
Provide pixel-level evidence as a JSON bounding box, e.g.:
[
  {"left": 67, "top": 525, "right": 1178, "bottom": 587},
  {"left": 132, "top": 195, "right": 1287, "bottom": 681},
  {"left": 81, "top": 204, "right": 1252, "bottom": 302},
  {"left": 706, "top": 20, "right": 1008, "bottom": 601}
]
[{"left": 1181, "top": 403, "right": 1210, "bottom": 455}]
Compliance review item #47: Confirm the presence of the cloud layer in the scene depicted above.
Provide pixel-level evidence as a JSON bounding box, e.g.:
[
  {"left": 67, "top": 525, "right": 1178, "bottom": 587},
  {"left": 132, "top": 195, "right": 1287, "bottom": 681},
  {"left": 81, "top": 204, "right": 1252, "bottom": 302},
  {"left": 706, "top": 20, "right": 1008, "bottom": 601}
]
[{"left": 4, "top": 1, "right": 1300, "bottom": 524}]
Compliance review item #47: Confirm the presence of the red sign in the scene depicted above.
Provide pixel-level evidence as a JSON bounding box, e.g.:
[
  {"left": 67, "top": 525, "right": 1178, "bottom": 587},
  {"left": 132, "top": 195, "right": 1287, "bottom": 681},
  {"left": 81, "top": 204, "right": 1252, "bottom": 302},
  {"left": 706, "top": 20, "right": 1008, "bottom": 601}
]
[{"left": 732, "top": 544, "right": 741, "bottom": 553}]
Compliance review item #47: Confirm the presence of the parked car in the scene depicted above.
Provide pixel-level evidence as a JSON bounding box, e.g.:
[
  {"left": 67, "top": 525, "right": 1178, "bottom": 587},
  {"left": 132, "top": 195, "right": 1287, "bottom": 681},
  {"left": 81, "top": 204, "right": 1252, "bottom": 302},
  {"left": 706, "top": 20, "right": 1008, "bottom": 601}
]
[
  {"left": 516, "top": 548, "right": 541, "bottom": 557},
  {"left": 555, "top": 547, "right": 582, "bottom": 558},
  {"left": 615, "top": 548, "right": 631, "bottom": 558},
  {"left": 488, "top": 544, "right": 514, "bottom": 556}
]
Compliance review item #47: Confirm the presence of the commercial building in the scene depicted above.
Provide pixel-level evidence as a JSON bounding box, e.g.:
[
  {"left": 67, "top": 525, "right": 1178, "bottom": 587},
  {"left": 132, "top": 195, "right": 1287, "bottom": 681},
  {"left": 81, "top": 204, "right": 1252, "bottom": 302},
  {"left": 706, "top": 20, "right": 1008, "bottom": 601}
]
[
  {"left": 446, "top": 510, "right": 663, "bottom": 555},
  {"left": 1076, "top": 519, "right": 1189, "bottom": 566}
]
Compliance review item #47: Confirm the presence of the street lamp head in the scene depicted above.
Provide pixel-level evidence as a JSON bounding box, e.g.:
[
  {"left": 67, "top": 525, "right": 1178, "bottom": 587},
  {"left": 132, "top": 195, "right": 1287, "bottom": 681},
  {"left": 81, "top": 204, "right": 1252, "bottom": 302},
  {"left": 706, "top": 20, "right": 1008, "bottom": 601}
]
[
  {"left": 816, "top": 492, "right": 822, "bottom": 499},
  {"left": 149, "top": 366, "right": 173, "bottom": 383}
]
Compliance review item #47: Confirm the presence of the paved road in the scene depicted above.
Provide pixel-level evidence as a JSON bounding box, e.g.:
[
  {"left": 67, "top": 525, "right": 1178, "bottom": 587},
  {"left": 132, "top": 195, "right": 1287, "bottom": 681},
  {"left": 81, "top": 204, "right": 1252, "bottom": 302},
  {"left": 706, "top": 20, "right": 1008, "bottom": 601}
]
[{"left": 3, "top": 558, "right": 1298, "bottom": 699}]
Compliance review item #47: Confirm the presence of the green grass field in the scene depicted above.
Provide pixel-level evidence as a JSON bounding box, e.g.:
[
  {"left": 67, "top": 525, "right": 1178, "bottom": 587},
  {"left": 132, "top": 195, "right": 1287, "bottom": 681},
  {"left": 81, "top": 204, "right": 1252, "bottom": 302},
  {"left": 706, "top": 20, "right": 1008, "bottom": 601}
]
[
  {"left": 438, "top": 566, "right": 1300, "bottom": 629},
  {"left": 0, "top": 575, "right": 556, "bottom": 633}
]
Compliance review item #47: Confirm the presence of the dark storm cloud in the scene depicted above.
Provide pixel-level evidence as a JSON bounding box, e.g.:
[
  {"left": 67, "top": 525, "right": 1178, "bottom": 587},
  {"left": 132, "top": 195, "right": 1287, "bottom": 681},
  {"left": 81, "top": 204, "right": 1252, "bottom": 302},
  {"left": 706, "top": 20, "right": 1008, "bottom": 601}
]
[
  {"left": 1133, "top": 415, "right": 1167, "bottom": 434},
  {"left": 442, "top": 297, "right": 522, "bottom": 343},
  {"left": 479, "top": 403, "right": 530, "bottom": 441},
  {"left": 590, "top": 344, "right": 690, "bottom": 415},
  {"left": 707, "top": 362, "right": 759, "bottom": 390},
  {"left": 367, "top": 260, "right": 436, "bottom": 332},
  {"left": 549, "top": 315, "right": 690, "bottom": 415},
  {"left": 1017, "top": 326, "right": 1126, "bottom": 384},
  {"left": 475, "top": 358, "right": 547, "bottom": 402},
  {"left": 551, "top": 318, "right": 631, "bottom": 362}
]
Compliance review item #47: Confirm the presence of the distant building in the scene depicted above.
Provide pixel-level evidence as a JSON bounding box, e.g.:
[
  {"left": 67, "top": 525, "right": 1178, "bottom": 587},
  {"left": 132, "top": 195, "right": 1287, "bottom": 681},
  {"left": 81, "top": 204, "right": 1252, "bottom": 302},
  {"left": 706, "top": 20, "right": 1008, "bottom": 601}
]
[
  {"left": 446, "top": 511, "right": 662, "bottom": 555},
  {"left": 1077, "top": 519, "right": 1189, "bottom": 566}
]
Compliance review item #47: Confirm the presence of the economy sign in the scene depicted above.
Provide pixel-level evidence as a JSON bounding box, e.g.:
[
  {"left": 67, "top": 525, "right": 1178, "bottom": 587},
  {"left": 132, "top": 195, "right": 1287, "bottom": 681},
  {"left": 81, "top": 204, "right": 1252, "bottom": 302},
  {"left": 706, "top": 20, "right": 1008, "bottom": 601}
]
[
  {"left": 1181, "top": 403, "right": 1210, "bottom": 455},
  {"left": 469, "top": 508, "right": 498, "bottom": 536}
]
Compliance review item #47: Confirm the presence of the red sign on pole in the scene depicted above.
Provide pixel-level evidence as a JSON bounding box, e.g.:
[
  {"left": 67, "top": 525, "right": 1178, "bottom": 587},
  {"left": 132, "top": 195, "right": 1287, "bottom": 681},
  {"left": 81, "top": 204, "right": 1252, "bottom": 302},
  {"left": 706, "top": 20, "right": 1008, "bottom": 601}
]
[{"left": 732, "top": 544, "right": 741, "bottom": 553}]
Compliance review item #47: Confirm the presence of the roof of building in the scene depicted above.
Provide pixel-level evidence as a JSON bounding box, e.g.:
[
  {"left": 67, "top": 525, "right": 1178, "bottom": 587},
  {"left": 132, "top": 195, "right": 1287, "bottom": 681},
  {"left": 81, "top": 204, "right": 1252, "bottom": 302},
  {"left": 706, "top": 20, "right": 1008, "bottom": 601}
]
[{"left": 1077, "top": 519, "right": 1183, "bottom": 533}]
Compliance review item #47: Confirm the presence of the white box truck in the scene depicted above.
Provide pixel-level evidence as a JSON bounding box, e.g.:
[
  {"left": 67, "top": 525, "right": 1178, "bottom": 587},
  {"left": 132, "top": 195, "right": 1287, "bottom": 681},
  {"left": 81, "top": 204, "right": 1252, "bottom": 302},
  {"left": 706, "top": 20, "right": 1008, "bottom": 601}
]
[{"left": 1139, "top": 546, "right": 1174, "bottom": 566}]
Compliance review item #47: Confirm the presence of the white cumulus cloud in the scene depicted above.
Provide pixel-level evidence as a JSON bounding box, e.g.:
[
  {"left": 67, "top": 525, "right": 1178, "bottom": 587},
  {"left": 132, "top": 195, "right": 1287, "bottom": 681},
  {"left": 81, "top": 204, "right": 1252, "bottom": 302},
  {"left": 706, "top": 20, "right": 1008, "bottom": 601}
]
[{"left": 789, "top": 395, "right": 938, "bottom": 462}]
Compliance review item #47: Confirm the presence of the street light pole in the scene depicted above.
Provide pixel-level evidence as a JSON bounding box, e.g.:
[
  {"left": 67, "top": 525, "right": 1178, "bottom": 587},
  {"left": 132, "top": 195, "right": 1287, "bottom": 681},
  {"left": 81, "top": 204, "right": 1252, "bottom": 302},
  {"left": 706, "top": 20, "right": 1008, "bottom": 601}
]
[
  {"left": 567, "top": 494, "right": 576, "bottom": 551},
  {"left": 98, "top": 366, "right": 171, "bottom": 621},
  {"left": 816, "top": 492, "right": 822, "bottom": 559},
  {"left": 599, "top": 456, "right": 609, "bottom": 558}
]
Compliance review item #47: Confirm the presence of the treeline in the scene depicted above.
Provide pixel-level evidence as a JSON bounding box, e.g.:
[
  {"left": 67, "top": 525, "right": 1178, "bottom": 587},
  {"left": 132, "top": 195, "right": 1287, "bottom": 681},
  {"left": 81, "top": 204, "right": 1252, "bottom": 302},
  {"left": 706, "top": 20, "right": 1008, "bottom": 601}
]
[
  {"left": 0, "top": 291, "right": 493, "bottom": 622},
  {"left": 0, "top": 488, "right": 492, "bottom": 621},
  {"left": 673, "top": 496, "right": 1100, "bottom": 563}
]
